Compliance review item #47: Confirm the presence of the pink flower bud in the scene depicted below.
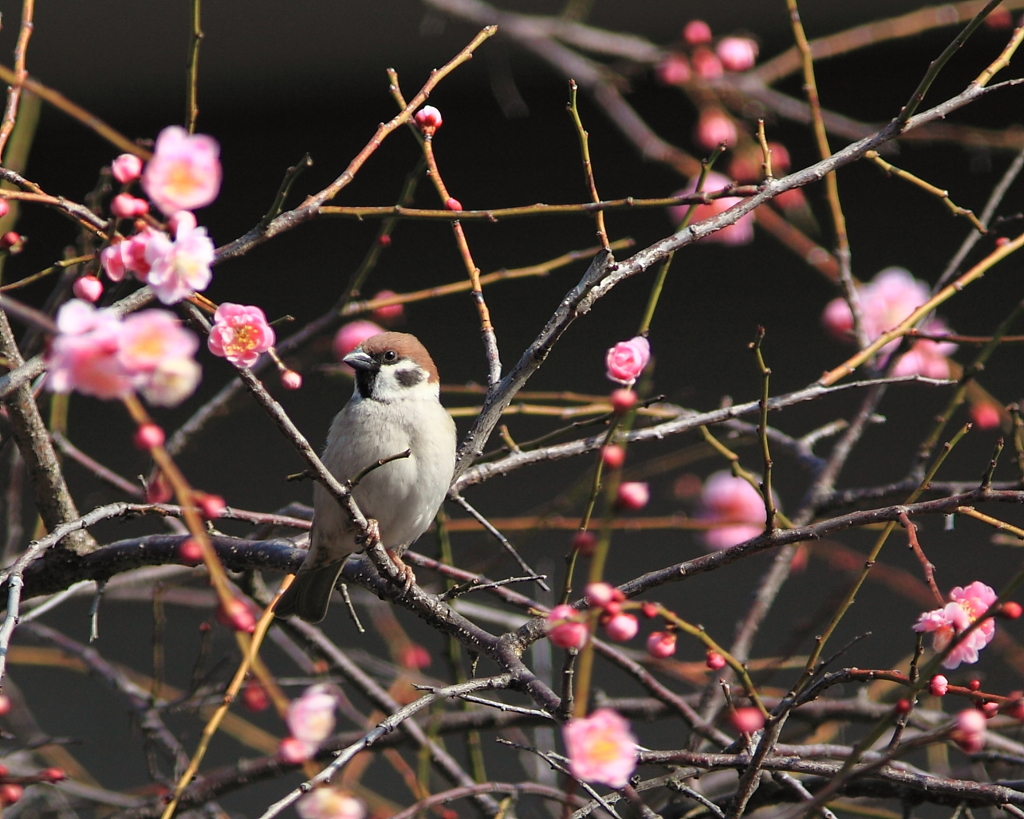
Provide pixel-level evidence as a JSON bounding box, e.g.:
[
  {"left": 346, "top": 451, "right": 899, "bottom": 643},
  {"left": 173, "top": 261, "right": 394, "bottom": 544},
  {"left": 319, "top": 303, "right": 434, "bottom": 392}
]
[
  {"left": 112, "top": 153, "right": 143, "bottom": 184},
  {"left": 179, "top": 538, "right": 203, "bottom": 565},
  {"left": 929, "top": 675, "right": 949, "bottom": 696},
  {"left": 0, "top": 231, "right": 22, "bottom": 251},
  {"left": 572, "top": 530, "right": 596, "bottom": 556},
  {"left": 0, "top": 199, "right": 9, "bottom": 218},
  {"left": 377, "top": 234, "right": 392, "bottom": 247},
  {"left": 399, "top": 643, "right": 432, "bottom": 670},
  {"left": 706, "top": 650, "right": 727, "bottom": 670},
  {"left": 547, "top": 604, "right": 588, "bottom": 649},
  {"left": 333, "top": 320, "right": 384, "bottom": 362},
  {"left": 601, "top": 445, "right": 626, "bottom": 469},
  {"left": 414, "top": 105, "right": 443, "bottom": 131},
  {"left": 370, "top": 290, "right": 405, "bottom": 324},
  {"left": 111, "top": 193, "right": 147, "bottom": 219},
  {"left": 716, "top": 37, "right": 759, "bottom": 72},
  {"left": 586, "top": 582, "right": 617, "bottom": 609},
  {"left": 656, "top": 54, "right": 691, "bottom": 85},
  {"left": 445, "top": 197, "right": 463, "bottom": 212},
  {"left": 730, "top": 706, "right": 765, "bottom": 734},
  {"left": 606, "top": 336, "right": 651, "bottom": 385},
  {"left": 0, "top": 694, "right": 10, "bottom": 715},
  {"left": 197, "top": 493, "right": 226, "bottom": 520},
  {"left": 641, "top": 602, "right": 658, "bottom": 619},
  {"left": 281, "top": 369, "right": 303, "bottom": 390},
  {"left": 0, "top": 785, "right": 23, "bottom": 806},
  {"left": 952, "top": 708, "right": 986, "bottom": 753},
  {"left": 278, "top": 736, "right": 311, "bottom": 764},
  {"left": 610, "top": 388, "right": 638, "bottom": 414},
  {"left": 37, "top": 768, "right": 66, "bottom": 783},
  {"left": 982, "top": 701, "right": 1000, "bottom": 718},
  {"left": 133, "top": 422, "right": 165, "bottom": 450},
  {"left": 603, "top": 612, "right": 639, "bottom": 642},
  {"left": 616, "top": 481, "right": 650, "bottom": 511},
  {"left": 695, "top": 109, "right": 737, "bottom": 151},
  {"left": 72, "top": 275, "right": 104, "bottom": 303},
  {"left": 970, "top": 402, "right": 1002, "bottom": 430},
  {"left": 691, "top": 47, "right": 724, "bottom": 79},
  {"left": 683, "top": 20, "right": 712, "bottom": 44},
  {"left": 167, "top": 210, "right": 198, "bottom": 234},
  {"left": 1000, "top": 601, "right": 1023, "bottom": 619},
  {"left": 646, "top": 631, "right": 677, "bottom": 658},
  {"left": 218, "top": 597, "right": 257, "bottom": 633}
]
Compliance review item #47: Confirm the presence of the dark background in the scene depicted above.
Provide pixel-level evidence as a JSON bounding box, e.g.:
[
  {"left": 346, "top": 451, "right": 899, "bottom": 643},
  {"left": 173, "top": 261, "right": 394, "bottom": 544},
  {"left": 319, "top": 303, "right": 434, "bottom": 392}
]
[{"left": 2, "top": 1, "right": 1024, "bottom": 816}]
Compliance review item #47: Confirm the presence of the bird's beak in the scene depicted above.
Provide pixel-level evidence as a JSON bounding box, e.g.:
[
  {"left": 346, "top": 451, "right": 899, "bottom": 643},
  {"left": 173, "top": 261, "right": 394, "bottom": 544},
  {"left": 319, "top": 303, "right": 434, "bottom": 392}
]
[{"left": 343, "top": 349, "right": 375, "bottom": 371}]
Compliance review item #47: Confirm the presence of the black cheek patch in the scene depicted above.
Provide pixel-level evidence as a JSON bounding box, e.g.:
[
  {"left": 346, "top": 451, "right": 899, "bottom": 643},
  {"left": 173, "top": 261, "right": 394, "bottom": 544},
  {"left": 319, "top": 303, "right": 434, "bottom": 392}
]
[{"left": 396, "top": 367, "right": 425, "bottom": 388}]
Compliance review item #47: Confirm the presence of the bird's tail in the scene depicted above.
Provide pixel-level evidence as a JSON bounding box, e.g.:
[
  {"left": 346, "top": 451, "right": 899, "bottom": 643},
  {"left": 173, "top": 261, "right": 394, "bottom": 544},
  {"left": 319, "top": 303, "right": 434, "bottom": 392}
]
[{"left": 274, "top": 559, "right": 347, "bottom": 623}]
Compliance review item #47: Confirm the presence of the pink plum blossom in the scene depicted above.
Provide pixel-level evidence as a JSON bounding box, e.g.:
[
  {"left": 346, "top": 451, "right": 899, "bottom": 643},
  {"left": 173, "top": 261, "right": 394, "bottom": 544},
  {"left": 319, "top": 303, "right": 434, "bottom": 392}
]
[
  {"left": 605, "top": 336, "right": 650, "bottom": 385},
  {"left": 563, "top": 708, "right": 637, "bottom": 788},
  {"left": 111, "top": 153, "right": 143, "bottom": 184},
  {"left": 141, "top": 125, "right": 222, "bottom": 214},
  {"left": 914, "top": 581, "right": 997, "bottom": 669},
  {"left": 286, "top": 684, "right": 339, "bottom": 761},
  {"left": 100, "top": 230, "right": 158, "bottom": 282},
  {"left": 296, "top": 788, "right": 366, "bottom": 819},
  {"left": 208, "top": 303, "right": 276, "bottom": 368},
  {"left": 716, "top": 37, "right": 759, "bottom": 71},
  {"left": 46, "top": 301, "right": 201, "bottom": 406},
  {"left": 822, "top": 268, "right": 957, "bottom": 376},
  {"left": 547, "top": 604, "right": 588, "bottom": 649},
  {"left": 698, "top": 471, "right": 766, "bottom": 550},
  {"left": 668, "top": 171, "right": 755, "bottom": 246},
  {"left": 333, "top": 320, "right": 384, "bottom": 362},
  {"left": 47, "top": 300, "right": 134, "bottom": 399},
  {"left": 143, "top": 219, "right": 215, "bottom": 304},
  {"left": 951, "top": 708, "right": 986, "bottom": 753}
]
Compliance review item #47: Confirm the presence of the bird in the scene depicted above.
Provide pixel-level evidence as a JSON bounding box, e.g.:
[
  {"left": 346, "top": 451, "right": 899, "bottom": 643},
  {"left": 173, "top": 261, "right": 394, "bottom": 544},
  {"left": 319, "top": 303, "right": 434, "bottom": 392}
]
[{"left": 275, "top": 331, "right": 457, "bottom": 623}]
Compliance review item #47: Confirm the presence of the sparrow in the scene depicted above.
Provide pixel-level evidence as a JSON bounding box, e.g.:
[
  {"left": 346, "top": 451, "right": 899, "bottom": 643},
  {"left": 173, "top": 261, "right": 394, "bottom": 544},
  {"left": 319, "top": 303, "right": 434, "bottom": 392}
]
[{"left": 276, "top": 331, "right": 457, "bottom": 623}]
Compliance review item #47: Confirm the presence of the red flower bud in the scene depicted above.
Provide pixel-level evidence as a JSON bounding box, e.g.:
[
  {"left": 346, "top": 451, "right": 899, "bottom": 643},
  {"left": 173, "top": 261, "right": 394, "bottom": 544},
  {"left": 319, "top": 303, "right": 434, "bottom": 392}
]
[
  {"left": 641, "top": 602, "right": 658, "bottom": 619},
  {"left": 38, "top": 768, "right": 66, "bottom": 783},
  {"left": 179, "top": 538, "right": 204, "bottom": 566},
  {"left": 445, "top": 197, "right": 463, "bottom": 212},
  {"left": 196, "top": 493, "right": 226, "bottom": 520},
  {"left": 217, "top": 597, "right": 257, "bottom": 633},
  {"left": 999, "top": 601, "right": 1022, "bottom": 619},
  {"left": 0, "top": 784, "right": 22, "bottom": 805},
  {"left": 730, "top": 706, "right": 765, "bottom": 734},
  {"left": 414, "top": 105, "right": 443, "bottom": 131},
  {"left": 133, "top": 423, "right": 165, "bottom": 450},
  {"left": 894, "top": 699, "right": 913, "bottom": 715},
  {"left": 706, "top": 650, "right": 726, "bottom": 670},
  {"left": 241, "top": 679, "right": 270, "bottom": 712},
  {"left": 610, "top": 389, "right": 638, "bottom": 415},
  {"left": 281, "top": 369, "right": 303, "bottom": 390},
  {"left": 572, "top": 531, "right": 596, "bottom": 556}
]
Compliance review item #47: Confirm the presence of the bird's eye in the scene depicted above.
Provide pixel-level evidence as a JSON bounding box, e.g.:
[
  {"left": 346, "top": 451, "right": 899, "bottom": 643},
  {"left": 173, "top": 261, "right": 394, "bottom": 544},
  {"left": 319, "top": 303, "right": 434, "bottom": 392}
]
[{"left": 383, "top": 349, "right": 398, "bottom": 362}]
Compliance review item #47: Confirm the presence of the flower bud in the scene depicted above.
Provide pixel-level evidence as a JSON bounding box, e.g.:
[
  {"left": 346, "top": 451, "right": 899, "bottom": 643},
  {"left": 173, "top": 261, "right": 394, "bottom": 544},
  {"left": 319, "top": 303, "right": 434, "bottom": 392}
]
[
  {"left": 610, "top": 388, "right": 638, "bottom": 415},
  {"left": 547, "top": 604, "right": 588, "bottom": 649},
  {"left": 179, "top": 538, "right": 203, "bottom": 565},
  {"left": 730, "top": 706, "right": 765, "bottom": 734},
  {"left": 281, "top": 369, "right": 303, "bottom": 390},
  {"left": 601, "top": 445, "right": 626, "bottom": 469},
  {"left": 111, "top": 153, "right": 143, "bottom": 183},
  {"left": 706, "top": 650, "right": 726, "bottom": 670},
  {"left": 603, "top": 612, "right": 639, "bottom": 642},
  {"left": 616, "top": 482, "right": 650, "bottom": 511},
  {"left": 73, "top": 275, "right": 104, "bottom": 303},
  {"left": 414, "top": 105, "right": 443, "bottom": 131},
  {"left": 572, "top": 530, "right": 596, "bottom": 556},
  {"left": 133, "top": 422, "right": 165, "bottom": 450},
  {"left": 929, "top": 675, "right": 949, "bottom": 696},
  {"left": 646, "top": 631, "right": 677, "bottom": 658}
]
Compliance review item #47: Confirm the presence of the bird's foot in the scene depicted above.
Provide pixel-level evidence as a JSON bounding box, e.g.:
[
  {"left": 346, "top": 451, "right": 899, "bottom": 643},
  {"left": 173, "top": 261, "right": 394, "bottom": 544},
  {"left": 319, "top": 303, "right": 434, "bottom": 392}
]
[{"left": 386, "top": 548, "right": 416, "bottom": 596}]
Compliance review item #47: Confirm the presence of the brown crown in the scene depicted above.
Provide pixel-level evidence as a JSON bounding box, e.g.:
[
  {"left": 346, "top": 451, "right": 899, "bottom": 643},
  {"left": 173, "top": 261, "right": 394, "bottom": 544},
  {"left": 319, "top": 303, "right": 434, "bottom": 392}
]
[{"left": 359, "top": 332, "right": 440, "bottom": 383}]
